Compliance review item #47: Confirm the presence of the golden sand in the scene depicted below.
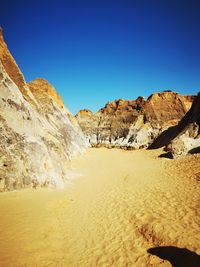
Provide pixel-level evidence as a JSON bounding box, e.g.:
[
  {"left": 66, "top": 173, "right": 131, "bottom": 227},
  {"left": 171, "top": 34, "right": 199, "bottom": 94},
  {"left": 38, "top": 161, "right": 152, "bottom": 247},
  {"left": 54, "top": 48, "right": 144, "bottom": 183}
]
[{"left": 0, "top": 148, "right": 200, "bottom": 267}]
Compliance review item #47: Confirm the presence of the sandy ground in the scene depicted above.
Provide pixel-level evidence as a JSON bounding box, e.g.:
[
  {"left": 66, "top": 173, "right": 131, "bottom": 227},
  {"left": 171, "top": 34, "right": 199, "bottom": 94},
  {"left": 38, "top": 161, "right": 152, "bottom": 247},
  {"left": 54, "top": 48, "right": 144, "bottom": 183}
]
[{"left": 0, "top": 148, "right": 200, "bottom": 267}]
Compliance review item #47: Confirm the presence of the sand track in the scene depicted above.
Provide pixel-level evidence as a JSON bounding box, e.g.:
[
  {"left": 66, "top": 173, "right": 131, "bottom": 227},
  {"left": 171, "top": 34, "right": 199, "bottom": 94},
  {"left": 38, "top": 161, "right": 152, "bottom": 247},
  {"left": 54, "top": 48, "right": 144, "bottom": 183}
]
[{"left": 0, "top": 148, "right": 199, "bottom": 267}]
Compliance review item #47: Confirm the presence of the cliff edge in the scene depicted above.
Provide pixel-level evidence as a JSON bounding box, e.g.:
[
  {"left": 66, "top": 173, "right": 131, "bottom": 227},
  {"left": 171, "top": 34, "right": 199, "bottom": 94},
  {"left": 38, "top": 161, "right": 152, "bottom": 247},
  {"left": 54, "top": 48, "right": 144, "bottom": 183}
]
[{"left": 0, "top": 29, "right": 88, "bottom": 191}]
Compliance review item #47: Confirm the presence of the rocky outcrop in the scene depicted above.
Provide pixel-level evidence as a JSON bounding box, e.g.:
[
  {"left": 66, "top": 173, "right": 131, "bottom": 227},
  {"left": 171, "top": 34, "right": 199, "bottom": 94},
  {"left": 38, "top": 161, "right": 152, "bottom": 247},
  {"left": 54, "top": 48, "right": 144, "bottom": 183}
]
[
  {"left": 0, "top": 28, "right": 38, "bottom": 106},
  {"left": 165, "top": 93, "right": 200, "bottom": 157},
  {"left": 0, "top": 29, "right": 88, "bottom": 191},
  {"left": 0, "top": 28, "right": 25, "bottom": 90},
  {"left": 76, "top": 92, "right": 194, "bottom": 149},
  {"left": 28, "top": 78, "right": 64, "bottom": 109}
]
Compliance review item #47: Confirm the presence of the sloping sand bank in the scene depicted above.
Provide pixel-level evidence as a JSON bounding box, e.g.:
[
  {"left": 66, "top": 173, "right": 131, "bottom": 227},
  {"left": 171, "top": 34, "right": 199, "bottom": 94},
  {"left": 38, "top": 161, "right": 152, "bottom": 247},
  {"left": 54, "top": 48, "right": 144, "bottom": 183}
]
[{"left": 0, "top": 148, "right": 200, "bottom": 267}]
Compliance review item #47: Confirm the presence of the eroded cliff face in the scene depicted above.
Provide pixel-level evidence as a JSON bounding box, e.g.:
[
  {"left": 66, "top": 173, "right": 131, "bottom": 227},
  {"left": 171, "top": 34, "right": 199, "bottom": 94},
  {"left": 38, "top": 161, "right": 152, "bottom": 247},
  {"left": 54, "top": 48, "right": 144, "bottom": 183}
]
[
  {"left": 76, "top": 92, "right": 194, "bottom": 149},
  {"left": 0, "top": 28, "right": 38, "bottom": 106},
  {"left": 28, "top": 78, "right": 64, "bottom": 109},
  {"left": 0, "top": 30, "right": 88, "bottom": 191},
  {"left": 165, "top": 93, "right": 200, "bottom": 157}
]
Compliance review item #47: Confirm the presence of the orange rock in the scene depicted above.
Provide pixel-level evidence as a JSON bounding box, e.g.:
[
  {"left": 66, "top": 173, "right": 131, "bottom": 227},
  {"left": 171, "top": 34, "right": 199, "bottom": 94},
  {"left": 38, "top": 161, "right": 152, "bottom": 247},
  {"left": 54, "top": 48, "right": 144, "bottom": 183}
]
[
  {"left": 0, "top": 29, "right": 88, "bottom": 191},
  {"left": 165, "top": 92, "right": 200, "bottom": 157},
  {"left": 28, "top": 78, "right": 64, "bottom": 109},
  {"left": 76, "top": 109, "right": 93, "bottom": 118},
  {"left": 76, "top": 91, "right": 195, "bottom": 148},
  {"left": 0, "top": 27, "right": 26, "bottom": 90},
  {"left": 144, "top": 91, "right": 194, "bottom": 127}
]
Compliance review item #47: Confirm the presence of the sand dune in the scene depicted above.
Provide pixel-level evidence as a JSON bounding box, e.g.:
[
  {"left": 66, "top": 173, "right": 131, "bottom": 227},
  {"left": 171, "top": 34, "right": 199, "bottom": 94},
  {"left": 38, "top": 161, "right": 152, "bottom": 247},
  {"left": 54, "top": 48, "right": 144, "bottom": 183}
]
[{"left": 0, "top": 148, "right": 200, "bottom": 266}]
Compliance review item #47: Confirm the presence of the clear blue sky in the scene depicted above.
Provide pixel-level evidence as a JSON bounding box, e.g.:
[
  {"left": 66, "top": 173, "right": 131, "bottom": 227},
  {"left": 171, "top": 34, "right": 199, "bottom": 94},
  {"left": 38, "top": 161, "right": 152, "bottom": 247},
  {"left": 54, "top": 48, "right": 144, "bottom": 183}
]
[{"left": 1, "top": 0, "right": 200, "bottom": 114}]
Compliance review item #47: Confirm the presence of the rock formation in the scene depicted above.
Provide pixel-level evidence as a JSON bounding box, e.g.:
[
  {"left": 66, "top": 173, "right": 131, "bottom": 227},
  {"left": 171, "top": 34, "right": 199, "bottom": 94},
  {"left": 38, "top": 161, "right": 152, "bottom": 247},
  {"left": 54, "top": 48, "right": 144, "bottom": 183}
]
[
  {"left": 0, "top": 27, "right": 197, "bottom": 193},
  {"left": 76, "top": 92, "right": 194, "bottom": 149},
  {"left": 0, "top": 29, "right": 88, "bottom": 191},
  {"left": 165, "top": 92, "right": 200, "bottom": 157}
]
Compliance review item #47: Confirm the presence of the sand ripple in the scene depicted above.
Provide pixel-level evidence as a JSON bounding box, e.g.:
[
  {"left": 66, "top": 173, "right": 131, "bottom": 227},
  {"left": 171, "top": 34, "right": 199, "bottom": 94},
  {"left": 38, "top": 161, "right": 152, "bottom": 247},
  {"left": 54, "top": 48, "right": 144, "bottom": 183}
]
[{"left": 0, "top": 148, "right": 199, "bottom": 266}]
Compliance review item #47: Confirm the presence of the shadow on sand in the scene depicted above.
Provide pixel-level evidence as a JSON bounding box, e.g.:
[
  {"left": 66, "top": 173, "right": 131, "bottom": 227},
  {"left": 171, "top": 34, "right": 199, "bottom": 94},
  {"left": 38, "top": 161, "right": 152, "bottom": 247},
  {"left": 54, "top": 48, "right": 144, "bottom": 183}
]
[{"left": 148, "top": 246, "right": 200, "bottom": 267}]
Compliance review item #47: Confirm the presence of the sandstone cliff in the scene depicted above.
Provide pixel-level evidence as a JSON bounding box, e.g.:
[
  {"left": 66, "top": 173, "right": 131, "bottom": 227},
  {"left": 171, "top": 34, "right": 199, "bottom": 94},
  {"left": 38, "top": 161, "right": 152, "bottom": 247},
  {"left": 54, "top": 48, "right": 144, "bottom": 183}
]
[
  {"left": 0, "top": 29, "right": 88, "bottom": 191},
  {"left": 76, "top": 92, "right": 194, "bottom": 149},
  {"left": 0, "top": 28, "right": 38, "bottom": 106},
  {"left": 165, "top": 92, "right": 200, "bottom": 157}
]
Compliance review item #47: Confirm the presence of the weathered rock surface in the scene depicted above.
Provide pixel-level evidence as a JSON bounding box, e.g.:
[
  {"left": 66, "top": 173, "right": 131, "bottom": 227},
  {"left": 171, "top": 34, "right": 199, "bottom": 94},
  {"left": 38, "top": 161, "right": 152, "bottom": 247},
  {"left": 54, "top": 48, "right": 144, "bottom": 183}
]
[
  {"left": 165, "top": 92, "right": 200, "bottom": 157},
  {"left": 76, "top": 92, "right": 194, "bottom": 149},
  {"left": 0, "top": 29, "right": 88, "bottom": 191}
]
